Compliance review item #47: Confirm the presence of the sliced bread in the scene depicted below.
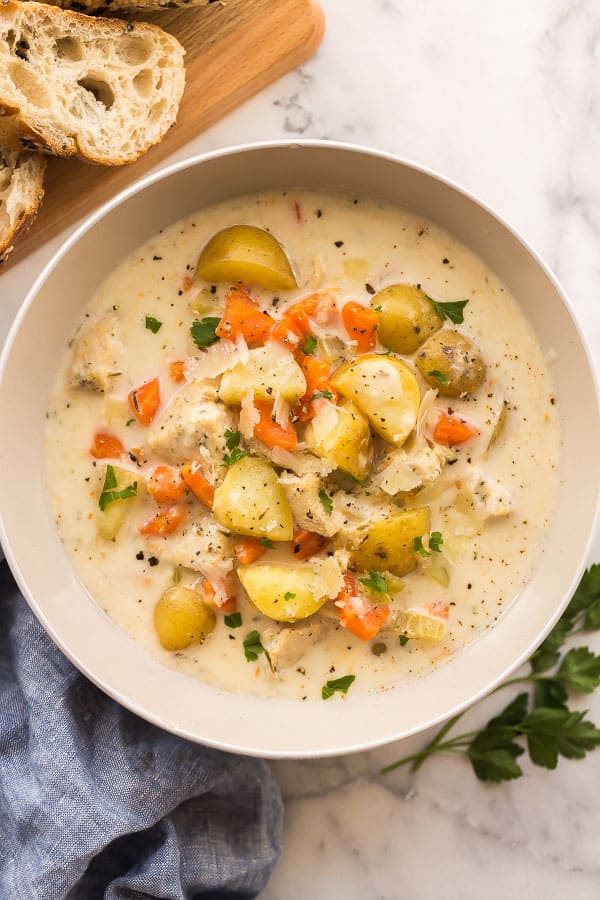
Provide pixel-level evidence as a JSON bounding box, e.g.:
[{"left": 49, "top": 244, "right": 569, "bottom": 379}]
[
  {"left": 0, "top": 145, "right": 45, "bottom": 267},
  {"left": 0, "top": 1, "right": 186, "bottom": 165},
  {"left": 35, "top": 0, "right": 210, "bottom": 11}
]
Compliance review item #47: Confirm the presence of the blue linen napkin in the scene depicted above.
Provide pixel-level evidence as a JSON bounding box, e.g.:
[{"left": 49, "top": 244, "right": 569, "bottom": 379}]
[{"left": 0, "top": 559, "right": 283, "bottom": 899}]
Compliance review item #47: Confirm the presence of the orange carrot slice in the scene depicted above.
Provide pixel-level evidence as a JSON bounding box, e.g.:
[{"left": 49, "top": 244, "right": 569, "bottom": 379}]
[
  {"left": 215, "top": 287, "right": 272, "bottom": 347},
  {"left": 180, "top": 463, "right": 214, "bottom": 508},
  {"left": 147, "top": 465, "right": 185, "bottom": 504},
  {"left": 341, "top": 301, "right": 378, "bottom": 352},
  {"left": 433, "top": 413, "right": 479, "bottom": 446},
  {"left": 128, "top": 378, "right": 160, "bottom": 426},
  {"left": 140, "top": 505, "right": 186, "bottom": 536},
  {"left": 253, "top": 399, "right": 297, "bottom": 451},
  {"left": 291, "top": 530, "right": 327, "bottom": 561},
  {"left": 90, "top": 432, "right": 125, "bottom": 459}
]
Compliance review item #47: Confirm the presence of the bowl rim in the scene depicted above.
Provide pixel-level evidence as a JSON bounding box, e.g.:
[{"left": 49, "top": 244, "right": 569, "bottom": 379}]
[{"left": 2, "top": 138, "right": 599, "bottom": 758}]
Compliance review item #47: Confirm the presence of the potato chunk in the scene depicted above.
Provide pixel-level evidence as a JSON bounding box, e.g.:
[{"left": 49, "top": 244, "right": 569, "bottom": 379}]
[
  {"left": 416, "top": 330, "right": 486, "bottom": 397},
  {"left": 238, "top": 558, "right": 343, "bottom": 622},
  {"left": 212, "top": 456, "right": 293, "bottom": 541},
  {"left": 305, "top": 400, "right": 371, "bottom": 481},
  {"left": 344, "top": 506, "right": 431, "bottom": 576},
  {"left": 373, "top": 284, "right": 443, "bottom": 354},
  {"left": 96, "top": 465, "right": 140, "bottom": 541},
  {"left": 196, "top": 225, "right": 297, "bottom": 290},
  {"left": 154, "top": 586, "right": 216, "bottom": 651},
  {"left": 219, "top": 343, "right": 306, "bottom": 405},
  {"left": 331, "top": 354, "right": 420, "bottom": 448}
]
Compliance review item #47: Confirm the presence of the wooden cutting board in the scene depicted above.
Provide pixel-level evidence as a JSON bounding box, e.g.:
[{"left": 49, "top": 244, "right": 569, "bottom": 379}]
[{"left": 12, "top": 0, "right": 324, "bottom": 262}]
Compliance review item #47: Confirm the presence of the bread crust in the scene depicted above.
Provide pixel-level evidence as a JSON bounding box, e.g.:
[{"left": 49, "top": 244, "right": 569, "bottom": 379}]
[
  {"left": 0, "top": 1, "right": 186, "bottom": 165},
  {"left": 39, "top": 0, "right": 209, "bottom": 11},
  {"left": 0, "top": 147, "right": 46, "bottom": 267}
]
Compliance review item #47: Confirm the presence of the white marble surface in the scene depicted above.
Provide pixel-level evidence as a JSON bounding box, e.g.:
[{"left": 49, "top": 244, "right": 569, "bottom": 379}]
[{"left": 2, "top": 0, "right": 600, "bottom": 897}]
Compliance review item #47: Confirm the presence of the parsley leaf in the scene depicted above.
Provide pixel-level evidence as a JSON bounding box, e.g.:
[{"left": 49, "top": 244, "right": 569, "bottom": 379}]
[
  {"left": 399, "top": 634, "right": 409, "bottom": 646},
  {"left": 522, "top": 707, "right": 600, "bottom": 769},
  {"left": 300, "top": 334, "right": 317, "bottom": 355},
  {"left": 428, "top": 297, "right": 469, "bottom": 324},
  {"left": 312, "top": 390, "right": 333, "bottom": 401},
  {"left": 260, "top": 537, "right": 275, "bottom": 549},
  {"left": 224, "top": 612, "right": 242, "bottom": 629},
  {"left": 427, "top": 369, "right": 449, "bottom": 386},
  {"left": 284, "top": 591, "right": 296, "bottom": 601},
  {"left": 322, "top": 674, "right": 355, "bottom": 700},
  {"left": 243, "top": 630, "right": 266, "bottom": 662},
  {"left": 359, "top": 571, "right": 388, "bottom": 594},
  {"left": 428, "top": 531, "right": 444, "bottom": 553},
  {"left": 126, "top": 418, "right": 135, "bottom": 427},
  {"left": 145, "top": 315, "right": 162, "bottom": 334},
  {"left": 318, "top": 488, "right": 333, "bottom": 515},
  {"left": 556, "top": 647, "right": 600, "bottom": 693},
  {"left": 190, "top": 317, "right": 221, "bottom": 349},
  {"left": 223, "top": 429, "right": 248, "bottom": 467},
  {"left": 412, "top": 535, "right": 431, "bottom": 558},
  {"left": 99, "top": 465, "right": 138, "bottom": 512}
]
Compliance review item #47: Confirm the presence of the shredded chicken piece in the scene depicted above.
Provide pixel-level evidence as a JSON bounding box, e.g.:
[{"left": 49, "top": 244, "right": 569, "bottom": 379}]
[
  {"left": 148, "top": 379, "right": 235, "bottom": 466},
  {"left": 461, "top": 466, "right": 513, "bottom": 519},
  {"left": 376, "top": 442, "right": 453, "bottom": 495},
  {"left": 262, "top": 619, "right": 330, "bottom": 671},
  {"left": 158, "top": 515, "right": 234, "bottom": 583},
  {"left": 69, "top": 314, "right": 123, "bottom": 392},
  {"left": 278, "top": 472, "right": 345, "bottom": 537}
]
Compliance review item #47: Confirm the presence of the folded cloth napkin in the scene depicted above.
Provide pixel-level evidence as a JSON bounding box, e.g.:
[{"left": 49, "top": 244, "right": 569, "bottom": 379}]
[{"left": 0, "top": 560, "right": 283, "bottom": 900}]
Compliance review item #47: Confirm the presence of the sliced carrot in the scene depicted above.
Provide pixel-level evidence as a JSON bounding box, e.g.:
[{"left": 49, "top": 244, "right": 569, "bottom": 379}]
[
  {"left": 341, "top": 301, "right": 378, "bottom": 352},
  {"left": 428, "top": 600, "right": 450, "bottom": 620},
  {"left": 270, "top": 293, "right": 330, "bottom": 348},
  {"left": 147, "top": 465, "right": 185, "bottom": 504},
  {"left": 433, "top": 413, "right": 479, "bottom": 446},
  {"left": 293, "top": 353, "right": 338, "bottom": 422},
  {"left": 203, "top": 579, "right": 237, "bottom": 614},
  {"left": 169, "top": 360, "right": 186, "bottom": 383},
  {"left": 253, "top": 399, "right": 297, "bottom": 451},
  {"left": 270, "top": 314, "right": 304, "bottom": 347},
  {"left": 335, "top": 574, "right": 390, "bottom": 642},
  {"left": 140, "top": 505, "right": 186, "bottom": 536},
  {"left": 234, "top": 537, "right": 267, "bottom": 565},
  {"left": 128, "top": 377, "right": 160, "bottom": 427},
  {"left": 215, "top": 287, "right": 272, "bottom": 347},
  {"left": 90, "top": 432, "right": 125, "bottom": 459},
  {"left": 291, "top": 530, "right": 327, "bottom": 561},
  {"left": 181, "top": 463, "right": 214, "bottom": 508}
]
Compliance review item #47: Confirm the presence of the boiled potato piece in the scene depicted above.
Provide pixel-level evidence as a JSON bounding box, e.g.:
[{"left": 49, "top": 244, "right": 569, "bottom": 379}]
[
  {"left": 331, "top": 354, "right": 420, "bottom": 448},
  {"left": 238, "top": 558, "right": 343, "bottom": 622},
  {"left": 305, "top": 400, "right": 371, "bottom": 481},
  {"left": 416, "top": 330, "right": 486, "bottom": 397},
  {"left": 213, "top": 456, "right": 293, "bottom": 541},
  {"left": 219, "top": 343, "right": 306, "bottom": 405},
  {"left": 97, "top": 466, "right": 140, "bottom": 541},
  {"left": 154, "top": 586, "right": 216, "bottom": 651},
  {"left": 349, "top": 506, "right": 430, "bottom": 576},
  {"left": 196, "top": 225, "right": 297, "bottom": 290},
  {"left": 373, "top": 284, "right": 443, "bottom": 354}
]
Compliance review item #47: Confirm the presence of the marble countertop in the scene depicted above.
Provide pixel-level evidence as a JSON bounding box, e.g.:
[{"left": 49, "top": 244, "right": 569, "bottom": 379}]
[{"left": 2, "top": 1, "right": 600, "bottom": 896}]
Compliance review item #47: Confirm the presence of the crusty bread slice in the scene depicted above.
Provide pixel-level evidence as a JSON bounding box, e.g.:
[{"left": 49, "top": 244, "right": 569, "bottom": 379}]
[
  {"left": 0, "top": 145, "right": 45, "bottom": 267},
  {"left": 0, "top": 1, "right": 185, "bottom": 165},
  {"left": 36, "top": 0, "right": 209, "bottom": 11}
]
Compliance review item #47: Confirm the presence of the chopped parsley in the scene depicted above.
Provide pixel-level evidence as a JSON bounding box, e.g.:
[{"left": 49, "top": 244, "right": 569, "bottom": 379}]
[
  {"left": 223, "top": 429, "right": 248, "bottom": 467},
  {"left": 429, "top": 531, "right": 444, "bottom": 553},
  {"left": 318, "top": 488, "right": 333, "bottom": 515},
  {"left": 373, "top": 304, "right": 383, "bottom": 312},
  {"left": 412, "top": 535, "right": 431, "bottom": 558},
  {"left": 428, "top": 297, "right": 469, "bottom": 325},
  {"left": 322, "top": 674, "right": 355, "bottom": 700},
  {"left": 190, "top": 316, "right": 221, "bottom": 349},
  {"left": 260, "top": 537, "right": 275, "bottom": 549},
  {"left": 413, "top": 533, "right": 444, "bottom": 557},
  {"left": 300, "top": 334, "right": 317, "bottom": 355},
  {"left": 125, "top": 418, "right": 135, "bottom": 427},
  {"left": 399, "top": 634, "right": 410, "bottom": 646},
  {"left": 359, "top": 571, "right": 388, "bottom": 594},
  {"left": 98, "top": 464, "right": 137, "bottom": 512},
  {"left": 427, "top": 369, "right": 449, "bottom": 386},
  {"left": 243, "top": 630, "right": 266, "bottom": 662},
  {"left": 145, "top": 315, "right": 162, "bottom": 334},
  {"left": 284, "top": 591, "right": 297, "bottom": 601},
  {"left": 312, "top": 390, "right": 333, "bottom": 401},
  {"left": 224, "top": 612, "right": 242, "bottom": 629}
]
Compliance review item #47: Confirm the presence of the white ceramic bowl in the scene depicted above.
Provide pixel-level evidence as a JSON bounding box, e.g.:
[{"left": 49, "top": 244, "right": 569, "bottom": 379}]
[{"left": 1, "top": 141, "right": 599, "bottom": 758}]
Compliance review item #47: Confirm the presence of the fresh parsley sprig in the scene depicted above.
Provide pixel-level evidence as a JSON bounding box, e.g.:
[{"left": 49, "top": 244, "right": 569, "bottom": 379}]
[
  {"left": 223, "top": 429, "right": 248, "bottom": 467},
  {"left": 98, "top": 465, "right": 138, "bottom": 511},
  {"left": 382, "top": 564, "right": 600, "bottom": 782},
  {"left": 190, "top": 317, "right": 221, "bottom": 349},
  {"left": 322, "top": 674, "right": 355, "bottom": 700},
  {"left": 427, "top": 297, "right": 469, "bottom": 325}
]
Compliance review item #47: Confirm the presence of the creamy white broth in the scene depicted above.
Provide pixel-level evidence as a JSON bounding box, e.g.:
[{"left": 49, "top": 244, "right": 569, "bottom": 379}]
[{"left": 44, "top": 190, "right": 560, "bottom": 701}]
